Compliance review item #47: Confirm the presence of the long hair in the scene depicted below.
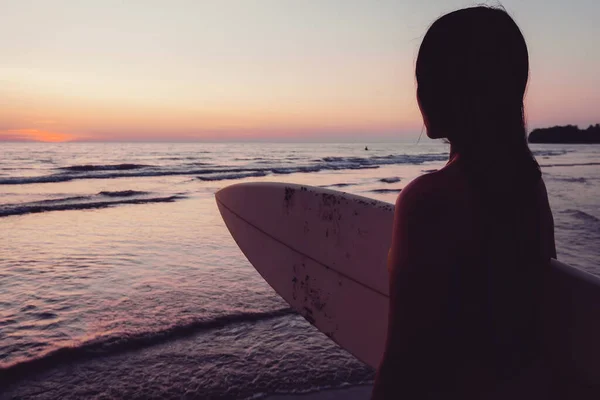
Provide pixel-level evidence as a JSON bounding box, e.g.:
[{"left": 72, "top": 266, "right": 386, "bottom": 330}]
[
  {"left": 416, "top": 6, "right": 544, "bottom": 378},
  {"left": 416, "top": 6, "right": 540, "bottom": 196}
]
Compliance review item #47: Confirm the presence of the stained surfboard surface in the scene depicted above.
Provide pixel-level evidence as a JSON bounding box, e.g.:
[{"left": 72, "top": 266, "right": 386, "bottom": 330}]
[{"left": 215, "top": 182, "right": 599, "bottom": 384}]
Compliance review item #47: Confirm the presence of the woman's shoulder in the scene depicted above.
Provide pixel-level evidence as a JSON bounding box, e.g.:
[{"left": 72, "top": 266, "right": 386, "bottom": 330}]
[
  {"left": 396, "top": 164, "right": 468, "bottom": 212},
  {"left": 392, "top": 165, "right": 476, "bottom": 254}
]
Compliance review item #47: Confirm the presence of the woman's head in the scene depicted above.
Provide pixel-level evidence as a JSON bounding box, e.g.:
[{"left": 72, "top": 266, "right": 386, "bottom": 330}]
[
  {"left": 416, "top": 6, "right": 528, "bottom": 144},
  {"left": 416, "top": 6, "right": 539, "bottom": 189}
]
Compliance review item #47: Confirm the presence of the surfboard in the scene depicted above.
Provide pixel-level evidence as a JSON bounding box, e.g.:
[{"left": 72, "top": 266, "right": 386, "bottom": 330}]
[{"left": 215, "top": 182, "right": 600, "bottom": 385}]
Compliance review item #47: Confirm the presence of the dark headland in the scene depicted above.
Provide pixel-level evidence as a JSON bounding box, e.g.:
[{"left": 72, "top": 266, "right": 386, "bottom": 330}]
[{"left": 528, "top": 124, "right": 600, "bottom": 144}]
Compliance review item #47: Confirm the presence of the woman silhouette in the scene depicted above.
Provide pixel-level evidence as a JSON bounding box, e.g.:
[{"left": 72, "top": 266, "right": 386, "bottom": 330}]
[{"left": 371, "top": 6, "right": 559, "bottom": 399}]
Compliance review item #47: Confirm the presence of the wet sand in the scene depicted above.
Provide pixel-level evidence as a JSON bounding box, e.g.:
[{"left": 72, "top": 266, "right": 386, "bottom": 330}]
[{"left": 266, "top": 385, "right": 372, "bottom": 400}]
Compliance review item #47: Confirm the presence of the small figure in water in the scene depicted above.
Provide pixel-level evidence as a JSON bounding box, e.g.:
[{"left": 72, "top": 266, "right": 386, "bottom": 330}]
[
  {"left": 365, "top": 146, "right": 369, "bottom": 151},
  {"left": 369, "top": 5, "right": 578, "bottom": 399}
]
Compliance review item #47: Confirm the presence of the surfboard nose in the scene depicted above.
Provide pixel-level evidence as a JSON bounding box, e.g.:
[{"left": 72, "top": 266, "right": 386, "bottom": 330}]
[
  {"left": 214, "top": 183, "right": 243, "bottom": 205},
  {"left": 215, "top": 182, "right": 271, "bottom": 214},
  {"left": 216, "top": 182, "right": 264, "bottom": 203}
]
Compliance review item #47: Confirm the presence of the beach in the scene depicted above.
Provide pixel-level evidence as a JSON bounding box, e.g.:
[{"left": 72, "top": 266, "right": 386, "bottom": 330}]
[{"left": 1, "top": 141, "right": 599, "bottom": 399}]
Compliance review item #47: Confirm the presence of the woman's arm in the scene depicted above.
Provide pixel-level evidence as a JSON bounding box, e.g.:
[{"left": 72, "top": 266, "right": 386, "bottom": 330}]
[{"left": 371, "top": 175, "right": 457, "bottom": 399}]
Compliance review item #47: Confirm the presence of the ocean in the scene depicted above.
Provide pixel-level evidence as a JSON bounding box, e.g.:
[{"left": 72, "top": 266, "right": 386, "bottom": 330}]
[{"left": 1, "top": 141, "right": 599, "bottom": 399}]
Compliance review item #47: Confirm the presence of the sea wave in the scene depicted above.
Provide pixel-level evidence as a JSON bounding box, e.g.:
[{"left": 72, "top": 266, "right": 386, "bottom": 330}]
[
  {"left": 532, "top": 150, "right": 569, "bottom": 157},
  {"left": 551, "top": 176, "right": 588, "bottom": 183},
  {"left": 318, "top": 183, "right": 357, "bottom": 188},
  {"left": 0, "top": 175, "right": 79, "bottom": 184},
  {"left": 197, "top": 171, "right": 269, "bottom": 181},
  {"left": 98, "top": 190, "right": 150, "bottom": 197},
  {"left": 0, "top": 153, "right": 447, "bottom": 185},
  {"left": 0, "top": 308, "right": 294, "bottom": 384},
  {"left": 540, "top": 162, "right": 600, "bottom": 168},
  {"left": 34, "top": 195, "right": 91, "bottom": 203},
  {"left": 0, "top": 192, "right": 184, "bottom": 218},
  {"left": 379, "top": 177, "right": 401, "bottom": 183},
  {"left": 183, "top": 161, "right": 212, "bottom": 166},
  {"left": 321, "top": 153, "right": 447, "bottom": 166},
  {"left": 59, "top": 163, "right": 153, "bottom": 172},
  {"left": 562, "top": 209, "right": 600, "bottom": 224},
  {"left": 370, "top": 188, "right": 402, "bottom": 193}
]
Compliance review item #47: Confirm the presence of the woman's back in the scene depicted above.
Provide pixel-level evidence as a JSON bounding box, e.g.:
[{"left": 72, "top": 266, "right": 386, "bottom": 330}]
[
  {"left": 372, "top": 158, "right": 555, "bottom": 399},
  {"left": 426, "top": 159, "right": 555, "bottom": 397}
]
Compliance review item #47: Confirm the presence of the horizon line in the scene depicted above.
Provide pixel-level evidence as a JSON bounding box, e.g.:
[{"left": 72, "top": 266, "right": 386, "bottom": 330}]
[{"left": 0, "top": 138, "right": 433, "bottom": 144}]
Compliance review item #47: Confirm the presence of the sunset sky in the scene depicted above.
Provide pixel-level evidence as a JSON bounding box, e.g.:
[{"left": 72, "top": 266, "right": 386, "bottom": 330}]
[{"left": 1, "top": 0, "right": 598, "bottom": 142}]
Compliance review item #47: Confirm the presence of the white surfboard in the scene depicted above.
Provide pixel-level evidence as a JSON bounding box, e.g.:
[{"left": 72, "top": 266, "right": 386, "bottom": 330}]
[{"left": 215, "top": 182, "right": 600, "bottom": 385}]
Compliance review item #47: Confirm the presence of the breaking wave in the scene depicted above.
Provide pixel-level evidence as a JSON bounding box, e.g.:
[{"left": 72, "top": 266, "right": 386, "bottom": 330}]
[
  {"left": 0, "top": 191, "right": 185, "bottom": 217},
  {"left": 0, "top": 308, "right": 294, "bottom": 384}
]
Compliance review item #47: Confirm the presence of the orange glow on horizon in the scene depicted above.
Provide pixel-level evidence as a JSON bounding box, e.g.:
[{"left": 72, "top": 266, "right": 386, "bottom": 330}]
[{"left": 1, "top": 129, "right": 75, "bottom": 143}]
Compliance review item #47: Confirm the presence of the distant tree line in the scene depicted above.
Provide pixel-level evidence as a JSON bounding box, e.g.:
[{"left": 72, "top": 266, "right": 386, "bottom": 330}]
[{"left": 528, "top": 124, "right": 600, "bottom": 143}]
